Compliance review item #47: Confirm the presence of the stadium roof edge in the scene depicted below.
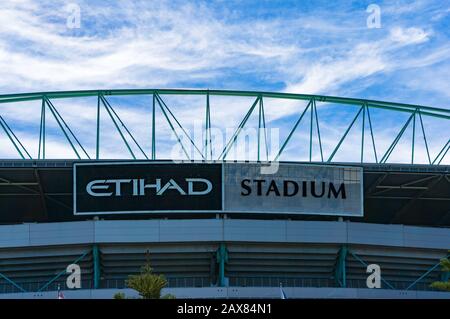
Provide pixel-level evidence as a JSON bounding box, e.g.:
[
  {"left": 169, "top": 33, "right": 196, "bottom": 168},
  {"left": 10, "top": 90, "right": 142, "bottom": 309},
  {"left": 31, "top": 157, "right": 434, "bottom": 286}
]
[
  {"left": 0, "top": 89, "right": 449, "bottom": 119},
  {"left": 0, "top": 159, "right": 448, "bottom": 172}
]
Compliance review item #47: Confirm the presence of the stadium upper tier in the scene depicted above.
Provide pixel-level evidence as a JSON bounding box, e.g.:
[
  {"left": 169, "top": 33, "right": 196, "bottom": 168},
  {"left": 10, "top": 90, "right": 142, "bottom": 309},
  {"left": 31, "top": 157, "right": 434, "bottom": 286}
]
[{"left": 0, "top": 89, "right": 448, "bottom": 164}]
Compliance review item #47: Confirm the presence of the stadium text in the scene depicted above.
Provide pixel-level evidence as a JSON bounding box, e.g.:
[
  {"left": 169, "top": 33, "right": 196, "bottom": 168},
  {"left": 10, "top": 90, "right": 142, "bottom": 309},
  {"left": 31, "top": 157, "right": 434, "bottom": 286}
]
[
  {"left": 86, "top": 178, "right": 213, "bottom": 197},
  {"left": 241, "top": 179, "right": 347, "bottom": 199}
]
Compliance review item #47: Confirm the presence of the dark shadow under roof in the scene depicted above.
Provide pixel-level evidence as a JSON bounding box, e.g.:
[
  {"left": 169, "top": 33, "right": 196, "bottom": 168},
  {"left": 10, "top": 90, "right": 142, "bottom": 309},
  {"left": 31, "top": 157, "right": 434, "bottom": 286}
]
[{"left": 0, "top": 160, "right": 448, "bottom": 227}]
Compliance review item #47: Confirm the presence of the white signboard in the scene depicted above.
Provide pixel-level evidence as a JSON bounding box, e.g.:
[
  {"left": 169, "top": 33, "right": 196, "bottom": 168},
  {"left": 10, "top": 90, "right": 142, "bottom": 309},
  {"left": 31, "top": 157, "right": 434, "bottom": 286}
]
[{"left": 223, "top": 163, "right": 363, "bottom": 217}]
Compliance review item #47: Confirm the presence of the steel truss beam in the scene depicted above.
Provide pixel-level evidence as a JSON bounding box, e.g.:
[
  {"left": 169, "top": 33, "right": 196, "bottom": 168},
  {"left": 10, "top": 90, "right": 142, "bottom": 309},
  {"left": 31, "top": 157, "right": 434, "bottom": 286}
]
[
  {"left": 0, "top": 89, "right": 448, "bottom": 164},
  {"left": 274, "top": 99, "right": 312, "bottom": 161},
  {"left": 219, "top": 96, "right": 260, "bottom": 160},
  {"left": 0, "top": 116, "right": 31, "bottom": 159},
  {"left": 405, "top": 253, "right": 450, "bottom": 291},
  {"left": 0, "top": 89, "right": 448, "bottom": 118},
  {"left": 99, "top": 95, "right": 147, "bottom": 159},
  {"left": 349, "top": 250, "right": 396, "bottom": 290},
  {"left": 37, "top": 251, "right": 89, "bottom": 292},
  {"left": 433, "top": 139, "right": 450, "bottom": 165},
  {"left": 0, "top": 272, "right": 27, "bottom": 292},
  {"left": 45, "top": 97, "right": 90, "bottom": 160},
  {"left": 155, "top": 93, "right": 204, "bottom": 160}
]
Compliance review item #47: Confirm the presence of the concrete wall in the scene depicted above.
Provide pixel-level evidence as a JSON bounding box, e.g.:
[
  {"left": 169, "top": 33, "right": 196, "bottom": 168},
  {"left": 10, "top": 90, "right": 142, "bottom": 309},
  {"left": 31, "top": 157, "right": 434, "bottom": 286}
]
[
  {"left": 0, "top": 219, "right": 449, "bottom": 249},
  {"left": 0, "top": 287, "right": 449, "bottom": 299}
]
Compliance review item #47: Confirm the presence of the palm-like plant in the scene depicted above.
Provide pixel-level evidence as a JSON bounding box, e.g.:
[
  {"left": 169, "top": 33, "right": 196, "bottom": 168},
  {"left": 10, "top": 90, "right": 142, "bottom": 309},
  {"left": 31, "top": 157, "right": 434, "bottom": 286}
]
[
  {"left": 430, "top": 254, "right": 450, "bottom": 292},
  {"left": 126, "top": 264, "right": 168, "bottom": 299}
]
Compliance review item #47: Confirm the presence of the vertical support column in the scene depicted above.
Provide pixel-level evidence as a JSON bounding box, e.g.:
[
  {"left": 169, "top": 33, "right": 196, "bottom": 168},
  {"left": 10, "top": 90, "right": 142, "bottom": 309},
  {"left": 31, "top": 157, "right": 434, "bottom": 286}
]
[
  {"left": 258, "top": 96, "right": 262, "bottom": 162},
  {"left": 313, "top": 99, "right": 324, "bottom": 162},
  {"left": 361, "top": 105, "right": 366, "bottom": 163},
  {"left": 209, "top": 254, "right": 216, "bottom": 287},
  {"left": 43, "top": 98, "right": 46, "bottom": 159},
  {"left": 96, "top": 93, "right": 101, "bottom": 160},
  {"left": 261, "top": 97, "right": 269, "bottom": 162},
  {"left": 93, "top": 244, "right": 100, "bottom": 289},
  {"left": 335, "top": 245, "right": 347, "bottom": 288},
  {"left": 216, "top": 243, "right": 229, "bottom": 287},
  {"left": 412, "top": 110, "right": 416, "bottom": 164},
  {"left": 152, "top": 93, "right": 156, "bottom": 160},
  {"left": 441, "top": 269, "right": 450, "bottom": 282},
  {"left": 309, "top": 98, "right": 314, "bottom": 162},
  {"left": 205, "top": 91, "right": 212, "bottom": 160},
  {"left": 418, "top": 110, "right": 431, "bottom": 164},
  {"left": 38, "top": 97, "right": 46, "bottom": 160}
]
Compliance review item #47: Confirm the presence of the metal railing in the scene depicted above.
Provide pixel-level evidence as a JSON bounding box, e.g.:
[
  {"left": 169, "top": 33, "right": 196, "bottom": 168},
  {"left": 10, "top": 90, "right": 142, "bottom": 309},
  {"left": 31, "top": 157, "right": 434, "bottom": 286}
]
[
  {"left": 0, "top": 279, "right": 93, "bottom": 294},
  {"left": 0, "top": 276, "right": 440, "bottom": 294}
]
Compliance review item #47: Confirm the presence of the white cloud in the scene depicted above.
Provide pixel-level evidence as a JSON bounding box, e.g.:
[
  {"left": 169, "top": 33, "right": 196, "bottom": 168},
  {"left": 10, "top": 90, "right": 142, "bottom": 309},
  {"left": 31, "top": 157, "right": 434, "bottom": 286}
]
[
  {"left": 284, "top": 25, "right": 438, "bottom": 95},
  {"left": 0, "top": 0, "right": 448, "bottom": 164},
  {"left": 285, "top": 42, "right": 387, "bottom": 94},
  {"left": 0, "top": 1, "right": 298, "bottom": 91},
  {"left": 389, "top": 27, "right": 430, "bottom": 45}
]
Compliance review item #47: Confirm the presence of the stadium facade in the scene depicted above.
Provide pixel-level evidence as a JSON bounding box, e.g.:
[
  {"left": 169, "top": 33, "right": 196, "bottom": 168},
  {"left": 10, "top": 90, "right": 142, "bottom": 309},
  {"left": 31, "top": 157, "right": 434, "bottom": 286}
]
[{"left": 0, "top": 89, "right": 449, "bottom": 299}]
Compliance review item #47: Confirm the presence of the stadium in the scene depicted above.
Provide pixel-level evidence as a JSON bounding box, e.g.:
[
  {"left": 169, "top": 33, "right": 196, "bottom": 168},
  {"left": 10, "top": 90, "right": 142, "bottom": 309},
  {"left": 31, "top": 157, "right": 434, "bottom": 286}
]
[{"left": 0, "top": 89, "right": 449, "bottom": 299}]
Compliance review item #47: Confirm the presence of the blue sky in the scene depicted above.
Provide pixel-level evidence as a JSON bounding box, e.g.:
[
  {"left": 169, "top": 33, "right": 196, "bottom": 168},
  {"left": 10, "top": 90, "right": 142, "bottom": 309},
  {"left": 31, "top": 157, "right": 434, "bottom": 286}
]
[{"left": 0, "top": 0, "right": 448, "bottom": 163}]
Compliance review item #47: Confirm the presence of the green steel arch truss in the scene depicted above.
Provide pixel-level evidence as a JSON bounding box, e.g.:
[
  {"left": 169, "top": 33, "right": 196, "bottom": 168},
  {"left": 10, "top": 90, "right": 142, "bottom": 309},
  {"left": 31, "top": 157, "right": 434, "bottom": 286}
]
[{"left": 0, "top": 89, "right": 449, "bottom": 165}]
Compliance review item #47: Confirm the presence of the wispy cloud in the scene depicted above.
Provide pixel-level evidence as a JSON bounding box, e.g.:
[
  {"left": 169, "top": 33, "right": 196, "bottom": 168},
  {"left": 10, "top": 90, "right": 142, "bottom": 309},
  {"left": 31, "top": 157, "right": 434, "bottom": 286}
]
[{"left": 0, "top": 0, "right": 448, "bottom": 163}]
